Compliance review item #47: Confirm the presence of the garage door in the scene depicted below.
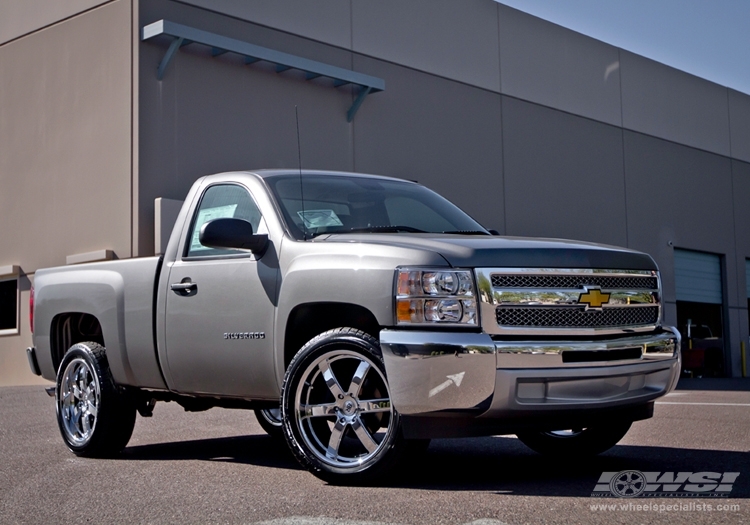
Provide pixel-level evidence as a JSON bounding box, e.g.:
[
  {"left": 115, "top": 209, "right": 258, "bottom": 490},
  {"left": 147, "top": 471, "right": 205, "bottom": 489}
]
[
  {"left": 674, "top": 249, "right": 722, "bottom": 304},
  {"left": 746, "top": 259, "right": 750, "bottom": 299}
]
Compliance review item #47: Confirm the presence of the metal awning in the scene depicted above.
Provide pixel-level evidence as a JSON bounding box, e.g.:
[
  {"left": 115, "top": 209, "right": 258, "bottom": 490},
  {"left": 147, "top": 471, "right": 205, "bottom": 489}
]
[{"left": 141, "top": 19, "right": 385, "bottom": 122}]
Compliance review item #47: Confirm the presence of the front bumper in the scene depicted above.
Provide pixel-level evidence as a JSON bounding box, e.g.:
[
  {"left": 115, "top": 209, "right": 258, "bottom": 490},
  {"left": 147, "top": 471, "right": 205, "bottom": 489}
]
[{"left": 379, "top": 328, "right": 681, "bottom": 418}]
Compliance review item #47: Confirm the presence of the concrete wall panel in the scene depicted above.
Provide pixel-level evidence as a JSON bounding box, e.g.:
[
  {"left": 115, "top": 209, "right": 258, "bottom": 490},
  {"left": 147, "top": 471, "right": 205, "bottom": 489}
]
[
  {"left": 178, "top": 0, "right": 352, "bottom": 50},
  {"left": 351, "top": 55, "right": 504, "bottom": 233},
  {"left": 0, "top": 0, "right": 133, "bottom": 272},
  {"left": 729, "top": 90, "right": 750, "bottom": 163},
  {"left": 352, "top": 0, "right": 501, "bottom": 92},
  {"left": 623, "top": 132, "right": 736, "bottom": 306},
  {"left": 0, "top": 0, "right": 110, "bottom": 45},
  {"left": 498, "top": 4, "right": 622, "bottom": 126},
  {"left": 501, "top": 97, "right": 627, "bottom": 246},
  {"left": 620, "top": 51, "right": 731, "bottom": 157}
]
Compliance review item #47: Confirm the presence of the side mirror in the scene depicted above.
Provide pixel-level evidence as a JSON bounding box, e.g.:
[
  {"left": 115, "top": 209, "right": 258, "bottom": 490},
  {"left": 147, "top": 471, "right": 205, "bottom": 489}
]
[
  {"left": 199, "top": 218, "right": 268, "bottom": 253},
  {"left": 488, "top": 229, "right": 501, "bottom": 236}
]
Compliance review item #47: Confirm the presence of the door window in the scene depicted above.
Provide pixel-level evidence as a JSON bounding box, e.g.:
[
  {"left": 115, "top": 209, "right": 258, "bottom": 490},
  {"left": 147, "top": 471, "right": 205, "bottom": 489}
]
[{"left": 186, "top": 184, "right": 262, "bottom": 258}]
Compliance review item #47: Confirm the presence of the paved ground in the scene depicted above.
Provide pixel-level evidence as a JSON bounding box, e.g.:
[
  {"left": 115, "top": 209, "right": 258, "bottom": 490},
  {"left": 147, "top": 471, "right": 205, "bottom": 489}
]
[{"left": 0, "top": 379, "right": 748, "bottom": 525}]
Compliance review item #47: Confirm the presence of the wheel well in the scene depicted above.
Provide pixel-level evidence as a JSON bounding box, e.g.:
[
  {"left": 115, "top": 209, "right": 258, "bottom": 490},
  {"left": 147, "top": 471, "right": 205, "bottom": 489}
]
[
  {"left": 284, "top": 303, "right": 381, "bottom": 367},
  {"left": 50, "top": 313, "right": 104, "bottom": 371}
]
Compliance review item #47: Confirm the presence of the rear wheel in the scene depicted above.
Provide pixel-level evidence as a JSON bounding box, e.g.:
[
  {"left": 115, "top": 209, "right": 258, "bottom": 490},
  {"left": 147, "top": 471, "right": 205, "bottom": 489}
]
[
  {"left": 281, "top": 328, "right": 413, "bottom": 485},
  {"left": 516, "top": 421, "right": 632, "bottom": 457},
  {"left": 55, "top": 342, "right": 136, "bottom": 457}
]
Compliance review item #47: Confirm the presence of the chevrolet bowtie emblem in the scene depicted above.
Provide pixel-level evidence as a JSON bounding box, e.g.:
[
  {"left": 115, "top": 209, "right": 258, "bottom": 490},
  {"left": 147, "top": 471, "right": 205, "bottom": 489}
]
[{"left": 578, "top": 287, "right": 610, "bottom": 310}]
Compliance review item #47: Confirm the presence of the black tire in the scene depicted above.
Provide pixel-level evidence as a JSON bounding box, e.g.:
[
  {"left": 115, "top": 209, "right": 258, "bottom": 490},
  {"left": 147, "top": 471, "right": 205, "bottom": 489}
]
[
  {"left": 516, "top": 421, "right": 633, "bottom": 457},
  {"left": 55, "top": 342, "right": 136, "bottom": 457},
  {"left": 281, "top": 327, "right": 414, "bottom": 485},
  {"left": 254, "top": 407, "right": 284, "bottom": 439}
]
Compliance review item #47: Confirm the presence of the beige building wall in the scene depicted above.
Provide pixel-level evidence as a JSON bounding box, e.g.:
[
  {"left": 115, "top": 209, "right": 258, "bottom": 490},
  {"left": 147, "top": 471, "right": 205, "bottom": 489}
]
[
  {"left": 0, "top": 0, "right": 111, "bottom": 45},
  {"left": 0, "top": 0, "right": 134, "bottom": 386}
]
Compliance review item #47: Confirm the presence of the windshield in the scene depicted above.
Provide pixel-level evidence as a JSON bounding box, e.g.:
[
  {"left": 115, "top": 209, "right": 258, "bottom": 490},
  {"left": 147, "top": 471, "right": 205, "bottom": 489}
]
[{"left": 265, "top": 174, "right": 489, "bottom": 239}]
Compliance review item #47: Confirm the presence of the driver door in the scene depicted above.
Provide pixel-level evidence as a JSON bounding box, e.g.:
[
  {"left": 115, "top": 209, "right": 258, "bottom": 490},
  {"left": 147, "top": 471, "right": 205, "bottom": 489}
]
[{"left": 163, "top": 183, "right": 278, "bottom": 398}]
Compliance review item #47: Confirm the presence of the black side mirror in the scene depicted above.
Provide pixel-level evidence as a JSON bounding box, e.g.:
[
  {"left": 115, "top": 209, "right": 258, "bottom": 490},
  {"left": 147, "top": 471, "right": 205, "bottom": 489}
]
[
  {"left": 199, "top": 218, "right": 268, "bottom": 253},
  {"left": 488, "top": 229, "right": 501, "bottom": 236}
]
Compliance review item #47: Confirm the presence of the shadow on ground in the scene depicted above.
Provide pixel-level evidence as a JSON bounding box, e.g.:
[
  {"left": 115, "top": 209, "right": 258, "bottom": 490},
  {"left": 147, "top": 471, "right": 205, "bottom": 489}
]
[
  {"left": 394, "top": 436, "right": 750, "bottom": 497},
  {"left": 122, "top": 434, "right": 301, "bottom": 470},
  {"left": 676, "top": 378, "right": 750, "bottom": 391},
  {"left": 119, "top": 433, "right": 748, "bottom": 498}
]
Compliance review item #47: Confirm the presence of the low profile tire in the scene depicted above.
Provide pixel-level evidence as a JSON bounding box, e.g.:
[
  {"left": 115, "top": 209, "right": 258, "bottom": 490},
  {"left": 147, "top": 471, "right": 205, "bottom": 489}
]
[
  {"left": 516, "top": 421, "right": 633, "bottom": 457},
  {"left": 55, "top": 342, "right": 136, "bottom": 457},
  {"left": 281, "top": 328, "right": 413, "bottom": 485},
  {"left": 254, "top": 407, "right": 284, "bottom": 439}
]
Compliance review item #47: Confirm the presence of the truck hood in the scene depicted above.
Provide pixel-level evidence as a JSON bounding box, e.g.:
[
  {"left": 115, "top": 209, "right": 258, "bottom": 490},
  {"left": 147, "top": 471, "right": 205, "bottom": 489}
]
[{"left": 317, "top": 234, "right": 657, "bottom": 270}]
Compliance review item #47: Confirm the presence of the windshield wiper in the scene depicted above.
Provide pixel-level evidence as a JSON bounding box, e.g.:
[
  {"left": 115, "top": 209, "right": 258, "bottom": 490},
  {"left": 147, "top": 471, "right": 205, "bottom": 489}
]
[
  {"left": 345, "top": 225, "right": 427, "bottom": 234},
  {"left": 441, "top": 230, "right": 491, "bottom": 235}
]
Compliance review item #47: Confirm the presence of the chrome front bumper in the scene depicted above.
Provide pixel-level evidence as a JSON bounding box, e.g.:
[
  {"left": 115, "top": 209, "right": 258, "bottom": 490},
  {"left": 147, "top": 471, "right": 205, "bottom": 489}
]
[{"left": 380, "top": 328, "right": 681, "bottom": 417}]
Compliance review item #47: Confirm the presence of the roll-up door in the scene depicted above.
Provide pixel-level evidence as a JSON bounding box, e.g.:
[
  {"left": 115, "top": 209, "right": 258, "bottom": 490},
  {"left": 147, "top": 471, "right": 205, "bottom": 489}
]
[
  {"left": 674, "top": 249, "right": 722, "bottom": 304},
  {"left": 674, "top": 249, "right": 725, "bottom": 377}
]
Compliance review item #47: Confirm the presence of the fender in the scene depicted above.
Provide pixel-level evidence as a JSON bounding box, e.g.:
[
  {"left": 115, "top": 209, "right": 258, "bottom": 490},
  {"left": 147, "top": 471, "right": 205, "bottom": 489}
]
[{"left": 34, "top": 270, "right": 130, "bottom": 384}]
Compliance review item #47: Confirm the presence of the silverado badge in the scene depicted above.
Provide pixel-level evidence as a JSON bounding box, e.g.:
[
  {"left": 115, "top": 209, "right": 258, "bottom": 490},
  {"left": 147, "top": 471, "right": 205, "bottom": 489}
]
[{"left": 578, "top": 287, "right": 610, "bottom": 310}]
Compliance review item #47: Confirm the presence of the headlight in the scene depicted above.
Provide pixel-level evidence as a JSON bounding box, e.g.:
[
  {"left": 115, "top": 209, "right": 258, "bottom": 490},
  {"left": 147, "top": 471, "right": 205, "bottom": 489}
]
[{"left": 395, "top": 268, "right": 477, "bottom": 325}]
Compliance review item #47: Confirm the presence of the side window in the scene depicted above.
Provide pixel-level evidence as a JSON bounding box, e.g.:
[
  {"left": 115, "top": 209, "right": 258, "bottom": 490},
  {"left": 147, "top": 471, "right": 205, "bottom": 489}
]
[
  {"left": 0, "top": 276, "right": 18, "bottom": 335},
  {"left": 186, "top": 184, "right": 262, "bottom": 258}
]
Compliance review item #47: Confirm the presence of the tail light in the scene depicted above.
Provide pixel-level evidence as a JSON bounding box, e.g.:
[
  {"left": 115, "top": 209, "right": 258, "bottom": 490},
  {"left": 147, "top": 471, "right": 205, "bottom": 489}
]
[{"left": 29, "top": 285, "right": 34, "bottom": 334}]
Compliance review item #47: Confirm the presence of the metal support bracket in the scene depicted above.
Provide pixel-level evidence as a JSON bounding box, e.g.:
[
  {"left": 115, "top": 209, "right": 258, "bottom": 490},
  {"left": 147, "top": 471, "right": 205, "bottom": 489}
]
[
  {"left": 157, "top": 36, "right": 183, "bottom": 80},
  {"left": 347, "top": 86, "right": 373, "bottom": 123},
  {"left": 143, "top": 19, "right": 385, "bottom": 121}
]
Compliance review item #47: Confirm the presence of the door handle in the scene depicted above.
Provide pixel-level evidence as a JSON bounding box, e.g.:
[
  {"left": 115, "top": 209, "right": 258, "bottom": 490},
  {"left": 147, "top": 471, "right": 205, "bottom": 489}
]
[{"left": 170, "top": 281, "right": 197, "bottom": 295}]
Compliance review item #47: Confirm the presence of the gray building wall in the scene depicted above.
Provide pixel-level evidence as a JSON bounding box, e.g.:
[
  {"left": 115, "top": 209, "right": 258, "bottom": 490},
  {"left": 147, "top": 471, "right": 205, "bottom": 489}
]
[
  {"left": 1, "top": 0, "right": 749, "bottom": 384},
  {"left": 137, "top": 0, "right": 750, "bottom": 377}
]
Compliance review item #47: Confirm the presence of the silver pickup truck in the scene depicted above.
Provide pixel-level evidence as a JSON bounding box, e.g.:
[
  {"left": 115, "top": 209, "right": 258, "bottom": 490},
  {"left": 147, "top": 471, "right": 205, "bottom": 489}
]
[{"left": 27, "top": 170, "right": 681, "bottom": 484}]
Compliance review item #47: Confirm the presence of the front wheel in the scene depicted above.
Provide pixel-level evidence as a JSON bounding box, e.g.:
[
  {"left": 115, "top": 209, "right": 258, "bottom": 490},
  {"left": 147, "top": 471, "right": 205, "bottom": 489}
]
[
  {"left": 281, "top": 328, "right": 411, "bottom": 484},
  {"left": 55, "top": 342, "right": 136, "bottom": 457},
  {"left": 516, "top": 421, "right": 632, "bottom": 457}
]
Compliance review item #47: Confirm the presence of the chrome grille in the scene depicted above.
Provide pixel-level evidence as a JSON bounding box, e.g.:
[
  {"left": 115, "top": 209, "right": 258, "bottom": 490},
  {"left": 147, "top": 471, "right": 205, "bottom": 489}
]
[
  {"left": 495, "top": 306, "right": 659, "bottom": 328},
  {"left": 476, "top": 267, "right": 661, "bottom": 335},
  {"left": 490, "top": 274, "right": 657, "bottom": 290}
]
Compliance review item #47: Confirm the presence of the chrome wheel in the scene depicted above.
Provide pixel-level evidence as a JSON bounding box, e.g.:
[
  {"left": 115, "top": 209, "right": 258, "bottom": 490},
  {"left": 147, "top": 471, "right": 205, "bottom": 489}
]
[
  {"left": 517, "top": 421, "right": 633, "bottom": 457},
  {"left": 58, "top": 357, "right": 100, "bottom": 446},
  {"left": 255, "top": 406, "right": 284, "bottom": 438},
  {"left": 55, "top": 342, "right": 136, "bottom": 457},
  {"left": 260, "top": 408, "right": 282, "bottom": 426},
  {"left": 294, "top": 349, "right": 393, "bottom": 469},
  {"left": 544, "top": 428, "right": 584, "bottom": 438}
]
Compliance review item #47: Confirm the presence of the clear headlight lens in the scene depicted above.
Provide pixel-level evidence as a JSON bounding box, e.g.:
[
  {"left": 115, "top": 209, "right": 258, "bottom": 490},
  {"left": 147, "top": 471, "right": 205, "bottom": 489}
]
[{"left": 396, "top": 268, "right": 477, "bottom": 325}]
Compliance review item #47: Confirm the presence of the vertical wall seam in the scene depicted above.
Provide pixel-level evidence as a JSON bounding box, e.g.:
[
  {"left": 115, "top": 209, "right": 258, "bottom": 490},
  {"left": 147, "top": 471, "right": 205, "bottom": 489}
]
[
  {"left": 730, "top": 161, "right": 741, "bottom": 306},
  {"left": 726, "top": 88, "right": 733, "bottom": 159},
  {"left": 349, "top": 0, "right": 356, "bottom": 172},
  {"left": 130, "top": 0, "right": 136, "bottom": 258},
  {"left": 617, "top": 48, "right": 629, "bottom": 248},
  {"left": 496, "top": 2, "right": 502, "bottom": 93},
  {"left": 497, "top": 4, "right": 507, "bottom": 235}
]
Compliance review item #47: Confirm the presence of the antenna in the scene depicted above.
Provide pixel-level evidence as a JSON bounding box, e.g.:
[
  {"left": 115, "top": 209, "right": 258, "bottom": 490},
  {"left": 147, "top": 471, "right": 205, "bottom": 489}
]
[{"left": 295, "top": 105, "right": 307, "bottom": 241}]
